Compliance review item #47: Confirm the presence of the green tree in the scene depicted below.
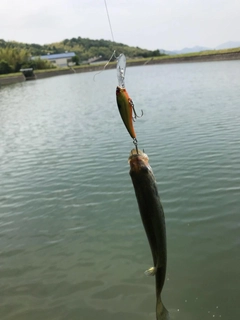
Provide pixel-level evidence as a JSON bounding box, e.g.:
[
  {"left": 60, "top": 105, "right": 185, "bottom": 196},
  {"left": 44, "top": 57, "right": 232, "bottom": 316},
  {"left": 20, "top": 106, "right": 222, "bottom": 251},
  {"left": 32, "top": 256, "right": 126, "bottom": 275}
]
[
  {"left": 71, "top": 55, "right": 80, "bottom": 65},
  {"left": 0, "top": 37, "right": 166, "bottom": 73},
  {"left": 0, "top": 47, "right": 30, "bottom": 72},
  {"left": 0, "top": 60, "right": 12, "bottom": 74}
]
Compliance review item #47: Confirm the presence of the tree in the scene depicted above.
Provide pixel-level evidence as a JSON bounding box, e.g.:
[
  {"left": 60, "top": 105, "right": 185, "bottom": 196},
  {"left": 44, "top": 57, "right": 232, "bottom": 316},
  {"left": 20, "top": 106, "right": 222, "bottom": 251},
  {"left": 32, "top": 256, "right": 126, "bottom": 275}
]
[
  {"left": 71, "top": 55, "right": 80, "bottom": 65},
  {"left": 0, "top": 60, "right": 12, "bottom": 74}
]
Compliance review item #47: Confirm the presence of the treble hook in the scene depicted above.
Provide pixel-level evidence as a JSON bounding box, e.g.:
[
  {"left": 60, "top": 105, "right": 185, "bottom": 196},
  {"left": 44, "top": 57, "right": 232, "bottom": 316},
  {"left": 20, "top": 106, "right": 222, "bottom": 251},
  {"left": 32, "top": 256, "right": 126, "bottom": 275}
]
[{"left": 128, "top": 99, "right": 144, "bottom": 122}]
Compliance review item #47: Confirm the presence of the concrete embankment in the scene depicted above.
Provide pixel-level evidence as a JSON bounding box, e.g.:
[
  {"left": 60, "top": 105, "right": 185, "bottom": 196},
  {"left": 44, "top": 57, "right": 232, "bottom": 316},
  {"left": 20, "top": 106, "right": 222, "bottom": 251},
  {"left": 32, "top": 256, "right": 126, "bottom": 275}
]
[
  {"left": 1, "top": 51, "right": 240, "bottom": 86},
  {"left": 34, "top": 65, "right": 115, "bottom": 79},
  {"left": 35, "top": 69, "right": 74, "bottom": 79},
  {"left": 0, "top": 65, "right": 114, "bottom": 86},
  {"left": 0, "top": 74, "right": 25, "bottom": 86}
]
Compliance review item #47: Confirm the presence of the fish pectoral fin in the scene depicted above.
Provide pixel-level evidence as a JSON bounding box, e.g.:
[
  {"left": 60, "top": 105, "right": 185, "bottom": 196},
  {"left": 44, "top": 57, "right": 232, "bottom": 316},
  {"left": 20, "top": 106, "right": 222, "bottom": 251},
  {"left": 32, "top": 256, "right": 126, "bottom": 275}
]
[{"left": 144, "top": 267, "right": 157, "bottom": 276}]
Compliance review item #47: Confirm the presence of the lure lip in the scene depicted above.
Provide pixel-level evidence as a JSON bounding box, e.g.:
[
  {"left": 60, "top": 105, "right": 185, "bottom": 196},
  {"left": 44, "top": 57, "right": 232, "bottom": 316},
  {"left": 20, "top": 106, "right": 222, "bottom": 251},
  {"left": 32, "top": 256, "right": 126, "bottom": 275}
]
[{"left": 117, "top": 53, "right": 127, "bottom": 88}]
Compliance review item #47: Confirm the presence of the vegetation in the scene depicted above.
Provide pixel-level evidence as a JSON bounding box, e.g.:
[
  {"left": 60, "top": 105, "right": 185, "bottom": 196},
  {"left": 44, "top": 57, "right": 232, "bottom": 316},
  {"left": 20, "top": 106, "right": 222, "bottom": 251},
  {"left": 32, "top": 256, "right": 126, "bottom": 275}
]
[
  {"left": 0, "top": 72, "right": 22, "bottom": 78},
  {"left": 0, "top": 47, "right": 29, "bottom": 73},
  {"left": 0, "top": 60, "right": 12, "bottom": 74},
  {"left": 26, "top": 58, "right": 55, "bottom": 70},
  {"left": 0, "top": 45, "right": 55, "bottom": 74},
  {"left": 154, "top": 47, "right": 240, "bottom": 59},
  {"left": 0, "top": 37, "right": 162, "bottom": 74},
  {"left": 0, "top": 36, "right": 240, "bottom": 76},
  {"left": 49, "top": 38, "right": 162, "bottom": 61},
  {"left": 71, "top": 55, "right": 80, "bottom": 65}
]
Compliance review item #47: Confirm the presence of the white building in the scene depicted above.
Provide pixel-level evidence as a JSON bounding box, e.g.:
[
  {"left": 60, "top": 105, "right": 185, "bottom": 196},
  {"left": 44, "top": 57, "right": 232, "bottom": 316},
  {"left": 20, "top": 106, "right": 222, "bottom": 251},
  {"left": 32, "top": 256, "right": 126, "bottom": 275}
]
[{"left": 33, "top": 52, "right": 76, "bottom": 67}]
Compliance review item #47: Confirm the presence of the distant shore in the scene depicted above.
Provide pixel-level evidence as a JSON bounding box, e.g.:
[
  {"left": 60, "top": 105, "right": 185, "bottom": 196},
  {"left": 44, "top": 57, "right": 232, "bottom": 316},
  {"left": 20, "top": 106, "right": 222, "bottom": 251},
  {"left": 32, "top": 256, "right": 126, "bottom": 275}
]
[{"left": 1, "top": 50, "right": 240, "bottom": 86}]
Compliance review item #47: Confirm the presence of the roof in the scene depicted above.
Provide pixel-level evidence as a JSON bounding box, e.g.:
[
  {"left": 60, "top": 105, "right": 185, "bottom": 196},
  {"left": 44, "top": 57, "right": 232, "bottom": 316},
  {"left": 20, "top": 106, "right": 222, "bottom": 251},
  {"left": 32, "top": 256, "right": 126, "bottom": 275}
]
[
  {"left": 32, "top": 52, "right": 76, "bottom": 60},
  {"left": 20, "top": 68, "right": 33, "bottom": 71}
]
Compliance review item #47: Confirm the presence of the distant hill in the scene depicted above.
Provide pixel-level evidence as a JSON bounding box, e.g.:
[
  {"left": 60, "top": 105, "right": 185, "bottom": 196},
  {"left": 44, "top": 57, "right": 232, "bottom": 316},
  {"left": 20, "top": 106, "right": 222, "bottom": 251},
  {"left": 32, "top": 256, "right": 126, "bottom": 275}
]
[
  {"left": 162, "top": 42, "right": 240, "bottom": 55},
  {"left": 159, "top": 49, "right": 177, "bottom": 55},
  {"left": 215, "top": 41, "right": 240, "bottom": 50},
  {"left": 0, "top": 37, "right": 162, "bottom": 63},
  {"left": 161, "top": 46, "right": 211, "bottom": 55},
  {"left": 0, "top": 37, "right": 164, "bottom": 74},
  {"left": 175, "top": 46, "right": 211, "bottom": 54}
]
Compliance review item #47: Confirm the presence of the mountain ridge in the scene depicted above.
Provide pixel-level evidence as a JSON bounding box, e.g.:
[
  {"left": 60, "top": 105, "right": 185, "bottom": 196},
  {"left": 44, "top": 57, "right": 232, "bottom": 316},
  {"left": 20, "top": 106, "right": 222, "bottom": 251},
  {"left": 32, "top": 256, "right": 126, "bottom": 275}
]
[{"left": 161, "top": 41, "right": 240, "bottom": 55}]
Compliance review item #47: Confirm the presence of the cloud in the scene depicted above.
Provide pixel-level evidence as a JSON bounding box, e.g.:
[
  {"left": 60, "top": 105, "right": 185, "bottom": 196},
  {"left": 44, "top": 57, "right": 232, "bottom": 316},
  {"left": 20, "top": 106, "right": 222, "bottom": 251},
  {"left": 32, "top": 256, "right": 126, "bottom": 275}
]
[{"left": 1, "top": 0, "right": 240, "bottom": 50}]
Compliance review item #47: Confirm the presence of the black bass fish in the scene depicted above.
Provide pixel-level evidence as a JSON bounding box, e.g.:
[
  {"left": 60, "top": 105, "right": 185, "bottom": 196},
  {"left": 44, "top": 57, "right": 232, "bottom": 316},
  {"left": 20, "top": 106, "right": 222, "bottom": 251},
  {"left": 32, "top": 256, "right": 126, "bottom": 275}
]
[{"left": 129, "top": 149, "right": 169, "bottom": 320}]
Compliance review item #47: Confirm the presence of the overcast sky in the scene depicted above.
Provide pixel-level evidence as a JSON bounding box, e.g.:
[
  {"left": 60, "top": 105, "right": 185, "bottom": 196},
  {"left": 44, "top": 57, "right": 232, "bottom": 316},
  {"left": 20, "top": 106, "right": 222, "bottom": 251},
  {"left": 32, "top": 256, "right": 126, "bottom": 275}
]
[{"left": 1, "top": 0, "right": 239, "bottom": 50}]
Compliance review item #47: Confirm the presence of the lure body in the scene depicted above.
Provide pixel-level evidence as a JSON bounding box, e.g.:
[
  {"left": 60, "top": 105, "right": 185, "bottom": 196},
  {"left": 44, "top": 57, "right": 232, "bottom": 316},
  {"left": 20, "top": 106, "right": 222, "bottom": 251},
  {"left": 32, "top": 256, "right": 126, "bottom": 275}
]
[
  {"left": 116, "top": 53, "right": 138, "bottom": 140},
  {"left": 116, "top": 86, "right": 136, "bottom": 139}
]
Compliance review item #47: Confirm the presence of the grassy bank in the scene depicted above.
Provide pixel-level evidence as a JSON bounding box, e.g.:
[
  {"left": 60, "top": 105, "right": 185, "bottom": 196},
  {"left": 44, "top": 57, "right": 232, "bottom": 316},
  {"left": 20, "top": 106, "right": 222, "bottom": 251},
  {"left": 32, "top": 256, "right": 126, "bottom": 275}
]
[
  {"left": 1, "top": 47, "right": 240, "bottom": 85},
  {"left": 158, "top": 46, "right": 240, "bottom": 59},
  {"left": 0, "top": 72, "right": 22, "bottom": 78}
]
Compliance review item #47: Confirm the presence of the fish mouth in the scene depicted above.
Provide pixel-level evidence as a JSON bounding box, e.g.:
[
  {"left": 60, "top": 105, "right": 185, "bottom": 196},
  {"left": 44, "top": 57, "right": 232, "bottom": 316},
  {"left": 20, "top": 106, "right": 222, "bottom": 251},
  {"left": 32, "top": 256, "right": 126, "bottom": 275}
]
[{"left": 128, "top": 149, "right": 151, "bottom": 172}]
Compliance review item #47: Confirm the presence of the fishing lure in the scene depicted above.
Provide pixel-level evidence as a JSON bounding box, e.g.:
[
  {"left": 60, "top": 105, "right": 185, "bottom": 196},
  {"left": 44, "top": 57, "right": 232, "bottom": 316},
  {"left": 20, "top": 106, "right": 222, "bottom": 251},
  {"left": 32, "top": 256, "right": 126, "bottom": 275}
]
[{"left": 116, "top": 54, "right": 142, "bottom": 148}]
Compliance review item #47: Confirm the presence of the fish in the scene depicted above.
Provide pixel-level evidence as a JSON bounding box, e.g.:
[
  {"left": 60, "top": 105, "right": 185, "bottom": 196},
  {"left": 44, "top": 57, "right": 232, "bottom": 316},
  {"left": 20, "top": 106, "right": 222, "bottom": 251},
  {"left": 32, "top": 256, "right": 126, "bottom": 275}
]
[{"left": 128, "top": 149, "right": 169, "bottom": 320}]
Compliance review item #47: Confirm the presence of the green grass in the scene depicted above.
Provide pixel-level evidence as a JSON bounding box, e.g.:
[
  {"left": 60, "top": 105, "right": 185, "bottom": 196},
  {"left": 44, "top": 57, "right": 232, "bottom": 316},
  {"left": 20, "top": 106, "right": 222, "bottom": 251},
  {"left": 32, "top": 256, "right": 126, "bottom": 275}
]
[
  {"left": 152, "top": 47, "right": 240, "bottom": 60},
  {"left": 1, "top": 46, "right": 240, "bottom": 79},
  {"left": 0, "top": 72, "right": 22, "bottom": 78},
  {"left": 34, "top": 67, "right": 67, "bottom": 74}
]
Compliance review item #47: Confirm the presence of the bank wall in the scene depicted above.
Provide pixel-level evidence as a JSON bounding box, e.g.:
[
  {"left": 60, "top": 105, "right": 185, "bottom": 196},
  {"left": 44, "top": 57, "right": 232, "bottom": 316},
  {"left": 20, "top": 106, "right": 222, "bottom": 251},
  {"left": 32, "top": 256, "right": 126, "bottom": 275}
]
[
  {"left": 0, "top": 74, "right": 25, "bottom": 86},
  {"left": 1, "top": 51, "right": 240, "bottom": 86}
]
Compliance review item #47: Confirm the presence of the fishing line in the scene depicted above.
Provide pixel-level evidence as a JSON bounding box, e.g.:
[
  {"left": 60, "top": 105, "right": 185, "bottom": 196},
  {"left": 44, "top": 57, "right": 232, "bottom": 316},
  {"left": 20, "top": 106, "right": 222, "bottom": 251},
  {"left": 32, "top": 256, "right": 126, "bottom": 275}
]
[
  {"left": 93, "top": 0, "right": 119, "bottom": 80},
  {"left": 104, "top": 0, "right": 115, "bottom": 43},
  {"left": 93, "top": 49, "right": 116, "bottom": 81},
  {"left": 104, "top": 0, "right": 118, "bottom": 59}
]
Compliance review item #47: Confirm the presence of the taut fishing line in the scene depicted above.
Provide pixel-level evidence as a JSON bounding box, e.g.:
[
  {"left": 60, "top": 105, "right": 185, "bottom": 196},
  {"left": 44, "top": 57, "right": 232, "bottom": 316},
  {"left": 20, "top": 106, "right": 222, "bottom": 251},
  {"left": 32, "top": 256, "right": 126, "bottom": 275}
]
[
  {"left": 104, "top": 0, "right": 115, "bottom": 43},
  {"left": 93, "top": 0, "right": 119, "bottom": 80}
]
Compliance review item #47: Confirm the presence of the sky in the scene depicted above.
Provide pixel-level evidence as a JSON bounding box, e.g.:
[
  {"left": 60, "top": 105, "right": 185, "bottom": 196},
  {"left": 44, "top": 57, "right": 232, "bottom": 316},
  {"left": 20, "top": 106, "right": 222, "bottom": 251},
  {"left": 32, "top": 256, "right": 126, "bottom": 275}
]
[{"left": 1, "top": 0, "right": 240, "bottom": 51}]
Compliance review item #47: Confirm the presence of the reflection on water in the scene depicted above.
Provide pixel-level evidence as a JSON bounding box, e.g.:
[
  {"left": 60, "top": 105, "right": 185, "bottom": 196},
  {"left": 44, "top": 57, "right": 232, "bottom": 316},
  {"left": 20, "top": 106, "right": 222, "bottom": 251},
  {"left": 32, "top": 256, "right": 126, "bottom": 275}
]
[{"left": 1, "top": 61, "right": 240, "bottom": 320}]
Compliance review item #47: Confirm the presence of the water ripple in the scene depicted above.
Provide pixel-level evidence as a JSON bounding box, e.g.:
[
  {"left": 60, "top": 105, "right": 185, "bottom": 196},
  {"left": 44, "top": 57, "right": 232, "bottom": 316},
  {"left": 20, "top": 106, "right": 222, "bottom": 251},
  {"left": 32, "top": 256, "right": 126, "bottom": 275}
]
[{"left": 1, "top": 61, "right": 240, "bottom": 320}]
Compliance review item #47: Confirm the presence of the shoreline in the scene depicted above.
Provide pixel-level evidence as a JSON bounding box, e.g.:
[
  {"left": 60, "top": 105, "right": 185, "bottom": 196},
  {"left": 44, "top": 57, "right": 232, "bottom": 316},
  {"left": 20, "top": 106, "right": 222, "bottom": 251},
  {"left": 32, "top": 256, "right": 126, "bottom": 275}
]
[{"left": 1, "top": 50, "right": 240, "bottom": 86}]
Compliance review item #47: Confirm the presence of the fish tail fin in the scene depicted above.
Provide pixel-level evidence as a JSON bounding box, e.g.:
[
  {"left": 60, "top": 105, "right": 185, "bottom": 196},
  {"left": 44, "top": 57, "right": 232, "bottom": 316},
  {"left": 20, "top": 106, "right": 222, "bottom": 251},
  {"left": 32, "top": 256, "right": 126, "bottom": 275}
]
[
  {"left": 144, "top": 266, "right": 157, "bottom": 276},
  {"left": 156, "top": 297, "right": 170, "bottom": 320}
]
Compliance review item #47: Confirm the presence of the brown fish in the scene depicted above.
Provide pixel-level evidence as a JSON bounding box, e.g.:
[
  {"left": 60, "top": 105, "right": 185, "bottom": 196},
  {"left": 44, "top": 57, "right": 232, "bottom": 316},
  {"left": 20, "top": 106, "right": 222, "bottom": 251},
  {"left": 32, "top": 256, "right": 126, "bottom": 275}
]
[{"left": 129, "top": 149, "right": 169, "bottom": 320}]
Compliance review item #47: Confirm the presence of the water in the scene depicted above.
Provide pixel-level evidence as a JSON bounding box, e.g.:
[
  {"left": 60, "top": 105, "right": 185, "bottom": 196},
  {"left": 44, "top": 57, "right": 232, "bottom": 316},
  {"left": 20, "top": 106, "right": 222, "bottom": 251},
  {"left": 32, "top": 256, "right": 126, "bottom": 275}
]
[{"left": 0, "top": 61, "right": 240, "bottom": 320}]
